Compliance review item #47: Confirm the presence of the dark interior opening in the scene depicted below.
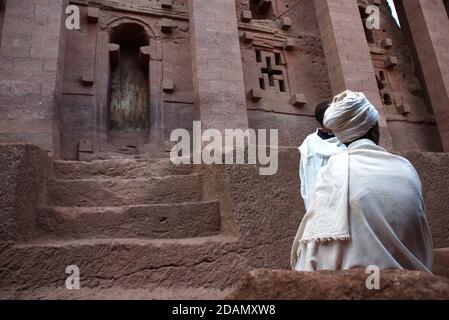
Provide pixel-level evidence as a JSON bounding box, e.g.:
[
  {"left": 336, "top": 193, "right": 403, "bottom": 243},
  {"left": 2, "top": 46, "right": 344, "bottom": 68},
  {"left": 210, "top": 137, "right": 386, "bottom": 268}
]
[
  {"left": 266, "top": 57, "right": 274, "bottom": 87},
  {"left": 383, "top": 93, "right": 393, "bottom": 105},
  {"left": 259, "top": 78, "right": 265, "bottom": 90},
  {"left": 274, "top": 52, "right": 282, "bottom": 66},
  {"left": 255, "top": 49, "right": 262, "bottom": 63},
  {"left": 250, "top": 0, "right": 274, "bottom": 20},
  {"left": 279, "top": 79, "right": 286, "bottom": 93},
  {"left": 108, "top": 23, "right": 150, "bottom": 143}
]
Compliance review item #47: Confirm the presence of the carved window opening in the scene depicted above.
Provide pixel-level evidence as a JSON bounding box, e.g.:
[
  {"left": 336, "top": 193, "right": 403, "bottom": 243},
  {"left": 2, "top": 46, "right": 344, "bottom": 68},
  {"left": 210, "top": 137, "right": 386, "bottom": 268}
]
[
  {"left": 256, "top": 49, "right": 288, "bottom": 94},
  {"left": 255, "top": 49, "right": 262, "bottom": 63},
  {"left": 250, "top": 0, "right": 274, "bottom": 20},
  {"left": 376, "top": 71, "right": 386, "bottom": 90},
  {"left": 383, "top": 93, "right": 392, "bottom": 105},
  {"left": 259, "top": 78, "right": 265, "bottom": 90},
  {"left": 108, "top": 23, "right": 150, "bottom": 144}
]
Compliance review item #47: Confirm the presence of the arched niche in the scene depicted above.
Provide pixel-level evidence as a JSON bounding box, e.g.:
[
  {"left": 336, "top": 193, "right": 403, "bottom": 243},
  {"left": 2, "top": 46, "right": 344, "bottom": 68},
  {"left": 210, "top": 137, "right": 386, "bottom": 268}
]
[{"left": 107, "top": 22, "right": 151, "bottom": 145}]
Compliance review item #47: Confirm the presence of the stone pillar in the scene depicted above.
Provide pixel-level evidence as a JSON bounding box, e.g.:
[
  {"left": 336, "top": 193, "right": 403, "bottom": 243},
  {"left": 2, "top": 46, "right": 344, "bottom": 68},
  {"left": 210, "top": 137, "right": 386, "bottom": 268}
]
[
  {"left": 314, "top": 0, "right": 391, "bottom": 145},
  {"left": 188, "top": 0, "right": 249, "bottom": 134},
  {"left": 397, "top": 0, "right": 449, "bottom": 151},
  {"left": 0, "top": 0, "right": 67, "bottom": 157}
]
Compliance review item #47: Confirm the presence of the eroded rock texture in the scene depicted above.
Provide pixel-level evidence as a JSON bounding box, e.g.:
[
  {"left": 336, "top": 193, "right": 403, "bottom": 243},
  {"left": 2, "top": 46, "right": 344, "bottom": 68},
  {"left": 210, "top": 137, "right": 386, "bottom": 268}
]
[
  {"left": 1, "top": 145, "right": 449, "bottom": 299},
  {"left": 226, "top": 269, "right": 449, "bottom": 300}
]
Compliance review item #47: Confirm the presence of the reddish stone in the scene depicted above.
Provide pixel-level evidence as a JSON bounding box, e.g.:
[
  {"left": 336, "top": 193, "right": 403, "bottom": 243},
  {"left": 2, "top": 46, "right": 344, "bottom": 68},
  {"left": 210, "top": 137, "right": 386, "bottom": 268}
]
[
  {"left": 241, "top": 10, "right": 252, "bottom": 23},
  {"left": 160, "top": 0, "right": 173, "bottom": 9},
  {"left": 289, "top": 94, "right": 307, "bottom": 107},
  {"left": 226, "top": 269, "right": 449, "bottom": 300},
  {"left": 385, "top": 56, "right": 398, "bottom": 68},
  {"left": 434, "top": 248, "right": 449, "bottom": 279},
  {"left": 81, "top": 71, "right": 94, "bottom": 86},
  {"left": 162, "top": 79, "right": 174, "bottom": 93},
  {"left": 242, "top": 31, "right": 254, "bottom": 43},
  {"left": 280, "top": 17, "right": 292, "bottom": 30},
  {"left": 87, "top": 7, "right": 99, "bottom": 24},
  {"left": 160, "top": 18, "right": 173, "bottom": 33}
]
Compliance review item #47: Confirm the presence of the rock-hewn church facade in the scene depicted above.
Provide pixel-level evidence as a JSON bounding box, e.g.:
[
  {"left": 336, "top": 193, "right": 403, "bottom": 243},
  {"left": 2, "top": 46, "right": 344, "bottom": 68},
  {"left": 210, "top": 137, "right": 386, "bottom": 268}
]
[{"left": 1, "top": 0, "right": 449, "bottom": 299}]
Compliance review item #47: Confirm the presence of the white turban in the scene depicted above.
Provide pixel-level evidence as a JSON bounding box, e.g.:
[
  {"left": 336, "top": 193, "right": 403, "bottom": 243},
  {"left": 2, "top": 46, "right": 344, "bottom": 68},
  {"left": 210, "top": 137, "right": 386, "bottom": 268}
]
[{"left": 323, "top": 90, "right": 380, "bottom": 144}]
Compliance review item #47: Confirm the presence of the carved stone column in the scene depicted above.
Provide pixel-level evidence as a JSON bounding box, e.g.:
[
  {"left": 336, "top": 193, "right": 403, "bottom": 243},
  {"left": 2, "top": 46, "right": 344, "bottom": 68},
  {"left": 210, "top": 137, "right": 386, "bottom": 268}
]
[
  {"left": 188, "top": 0, "right": 249, "bottom": 134},
  {"left": 397, "top": 0, "right": 449, "bottom": 151}
]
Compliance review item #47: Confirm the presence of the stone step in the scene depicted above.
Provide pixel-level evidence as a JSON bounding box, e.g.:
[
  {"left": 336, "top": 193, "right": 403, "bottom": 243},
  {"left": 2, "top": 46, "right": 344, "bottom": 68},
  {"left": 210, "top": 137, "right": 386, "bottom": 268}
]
[
  {"left": 433, "top": 248, "right": 449, "bottom": 278},
  {"left": 0, "top": 286, "right": 234, "bottom": 300},
  {"left": 226, "top": 269, "right": 449, "bottom": 300},
  {"left": 0, "top": 236, "right": 243, "bottom": 292},
  {"left": 53, "top": 159, "right": 195, "bottom": 179},
  {"left": 47, "top": 174, "right": 203, "bottom": 207},
  {"left": 36, "top": 201, "right": 221, "bottom": 239}
]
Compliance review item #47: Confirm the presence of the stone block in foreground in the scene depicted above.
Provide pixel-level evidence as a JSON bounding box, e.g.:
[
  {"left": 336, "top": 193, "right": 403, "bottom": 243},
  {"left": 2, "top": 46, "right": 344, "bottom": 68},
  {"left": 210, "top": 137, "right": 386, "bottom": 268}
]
[{"left": 226, "top": 269, "right": 449, "bottom": 300}]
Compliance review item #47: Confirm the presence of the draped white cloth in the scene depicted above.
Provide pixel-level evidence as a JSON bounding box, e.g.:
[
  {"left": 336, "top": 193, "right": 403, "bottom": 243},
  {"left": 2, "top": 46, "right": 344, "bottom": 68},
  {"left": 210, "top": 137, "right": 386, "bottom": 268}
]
[
  {"left": 292, "top": 139, "right": 433, "bottom": 273},
  {"left": 299, "top": 130, "right": 346, "bottom": 211},
  {"left": 324, "top": 91, "right": 380, "bottom": 144}
]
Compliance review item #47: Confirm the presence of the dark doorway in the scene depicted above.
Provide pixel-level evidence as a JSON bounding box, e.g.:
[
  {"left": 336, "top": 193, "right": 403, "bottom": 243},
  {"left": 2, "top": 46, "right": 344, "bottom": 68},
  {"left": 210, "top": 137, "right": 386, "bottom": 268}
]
[
  {"left": 108, "top": 23, "right": 149, "bottom": 145},
  {"left": 110, "top": 44, "right": 148, "bottom": 132}
]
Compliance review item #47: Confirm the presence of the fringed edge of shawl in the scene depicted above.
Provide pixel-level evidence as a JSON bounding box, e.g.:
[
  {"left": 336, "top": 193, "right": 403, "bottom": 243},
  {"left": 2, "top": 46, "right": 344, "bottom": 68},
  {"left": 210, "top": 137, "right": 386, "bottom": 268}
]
[
  {"left": 299, "top": 235, "right": 351, "bottom": 243},
  {"left": 296, "top": 235, "right": 351, "bottom": 258}
]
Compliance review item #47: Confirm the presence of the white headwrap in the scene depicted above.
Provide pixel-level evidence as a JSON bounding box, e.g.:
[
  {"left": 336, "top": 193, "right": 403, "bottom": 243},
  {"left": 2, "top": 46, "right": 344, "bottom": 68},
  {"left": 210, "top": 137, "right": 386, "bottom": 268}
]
[{"left": 323, "top": 90, "right": 380, "bottom": 144}]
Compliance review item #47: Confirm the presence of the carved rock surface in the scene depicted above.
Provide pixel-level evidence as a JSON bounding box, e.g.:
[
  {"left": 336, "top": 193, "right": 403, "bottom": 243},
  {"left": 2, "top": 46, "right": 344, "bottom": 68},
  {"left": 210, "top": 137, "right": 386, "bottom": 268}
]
[{"left": 226, "top": 269, "right": 449, "bottom": 300}]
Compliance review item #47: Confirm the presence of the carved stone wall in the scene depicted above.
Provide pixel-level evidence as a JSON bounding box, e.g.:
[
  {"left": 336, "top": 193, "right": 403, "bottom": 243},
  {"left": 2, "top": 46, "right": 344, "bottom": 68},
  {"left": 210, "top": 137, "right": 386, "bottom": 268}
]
[
  {"left": 0, "top": 0, "right": 68, "bottom": 156},
  {"left": 357, "top": 0, "right": 442, "bottom": 151},
  {"left": 60, "top": 0, "right": 193, "bottom": 160},
  {"left": 0, "top": 0, "right": 445, "bottom": 158},
  {"left": 237, "top": 0, "right": 332, "bottom": 146},
  {"left": 234, "top": 0, "right": 443, "bottom": 151}
]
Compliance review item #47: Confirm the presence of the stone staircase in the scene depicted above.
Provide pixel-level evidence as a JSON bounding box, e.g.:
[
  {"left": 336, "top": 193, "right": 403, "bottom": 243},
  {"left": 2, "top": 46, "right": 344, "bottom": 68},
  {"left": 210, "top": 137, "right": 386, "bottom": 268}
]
[
  {"left": 2, "top": 146, "right": 449, "bottom": 300},
  {"left": 0, "top": 158, "right": 240, "bottom": 299}
]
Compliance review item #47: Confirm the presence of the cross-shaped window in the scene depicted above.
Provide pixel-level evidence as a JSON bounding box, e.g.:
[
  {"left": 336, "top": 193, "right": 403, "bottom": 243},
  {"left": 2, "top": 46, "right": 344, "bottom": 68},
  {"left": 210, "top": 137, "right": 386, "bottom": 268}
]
[{"left": 257, "top": 50, "right": 286, "bottom": 93}]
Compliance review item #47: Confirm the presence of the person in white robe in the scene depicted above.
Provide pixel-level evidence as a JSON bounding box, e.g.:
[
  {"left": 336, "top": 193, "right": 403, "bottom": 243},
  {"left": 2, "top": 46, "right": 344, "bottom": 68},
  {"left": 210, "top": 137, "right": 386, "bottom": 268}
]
[
  {"left": 299, "top": 102, "right": 346, "bottom": 211},
  {"left": 291, "top": 90, "right": 433, "bottom": 273}
]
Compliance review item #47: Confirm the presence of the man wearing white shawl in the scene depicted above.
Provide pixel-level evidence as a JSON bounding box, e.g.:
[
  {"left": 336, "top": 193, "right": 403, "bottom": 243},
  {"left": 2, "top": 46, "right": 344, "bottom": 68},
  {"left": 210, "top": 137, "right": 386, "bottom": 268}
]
[
  {"left": 299, "top": 102, "right": 345, "bottom": 212},
  {"left": 291, "top": 90, "right": 433, "bottom": 273}
]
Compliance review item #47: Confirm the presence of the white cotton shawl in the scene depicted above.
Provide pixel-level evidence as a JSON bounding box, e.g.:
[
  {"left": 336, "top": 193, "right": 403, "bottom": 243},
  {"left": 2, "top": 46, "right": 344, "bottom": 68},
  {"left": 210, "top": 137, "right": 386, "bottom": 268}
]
[
  {"left": 323, "top": 91, "right": 380, "bottom": 144},
  {"left": 299, "top": 131, "right": 346, "bottom": 211},
  {"left": 295, "top": 148, "right": 351, "bottom": 245},
  {"left": 291, "top": 139, "right": 433, "bottom": 272}
]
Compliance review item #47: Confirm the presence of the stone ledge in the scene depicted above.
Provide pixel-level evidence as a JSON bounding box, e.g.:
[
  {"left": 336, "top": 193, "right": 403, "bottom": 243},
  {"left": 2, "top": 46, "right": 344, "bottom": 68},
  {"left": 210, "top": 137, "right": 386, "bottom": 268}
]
[
  {"left": 226, "top": 269, "right": 449, "bottom": 300},
  {"left": 434, "top": 248, "right": 449, "bottom": 279}
]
